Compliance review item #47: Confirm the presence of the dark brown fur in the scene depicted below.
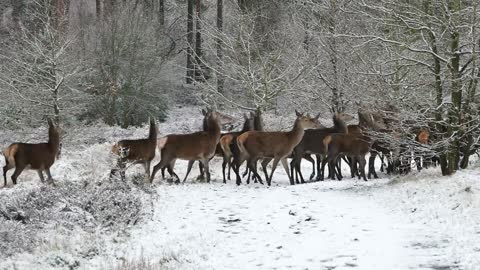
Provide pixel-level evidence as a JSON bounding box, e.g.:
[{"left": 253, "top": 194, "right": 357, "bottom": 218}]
[
  {"left": 323, "top": 132, "right": 373, "bottom": 181},
  {"left": 233, "top": 111, "right": 322, "bottom": 186},
  {"left": 3, "top": 119, "right": 61, "bottom": 186},
  {"left": 110, "top": 118, "right": 157, "bottom": 180},
  {"left": 290, "top": 113, "right": 353, "bottom": 183},
  {"left": 150, "top": 110, "right": 222, "bottom": 183}
]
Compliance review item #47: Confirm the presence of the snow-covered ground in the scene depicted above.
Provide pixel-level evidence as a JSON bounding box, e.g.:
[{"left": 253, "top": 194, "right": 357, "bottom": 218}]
[{"left": 1, "top": 106, "right": 479, "bottom": 270}]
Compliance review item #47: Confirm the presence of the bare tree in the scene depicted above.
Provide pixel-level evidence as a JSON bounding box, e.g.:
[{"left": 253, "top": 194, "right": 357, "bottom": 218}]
[
  {"left": 353, "top": 0, "right": 480, "bottom": 175},
  {"left": 0, "top": 0, "right": 82, "bottom": 126}
]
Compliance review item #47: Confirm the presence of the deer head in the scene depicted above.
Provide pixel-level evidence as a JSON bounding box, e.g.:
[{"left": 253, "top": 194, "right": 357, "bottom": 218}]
[{"left": 295, "top": 110, "right": 323, "bottom": 129}]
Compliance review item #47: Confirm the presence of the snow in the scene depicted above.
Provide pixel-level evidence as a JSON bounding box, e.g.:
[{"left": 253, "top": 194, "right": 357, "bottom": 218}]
[{"left": 1, "top": 106, "right": 479, "bottom": 270}]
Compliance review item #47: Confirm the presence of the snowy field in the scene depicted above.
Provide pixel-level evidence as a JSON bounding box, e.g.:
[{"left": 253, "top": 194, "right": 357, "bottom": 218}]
[{"left": 1, "top": 107, "right": 479, "bottom": 270}]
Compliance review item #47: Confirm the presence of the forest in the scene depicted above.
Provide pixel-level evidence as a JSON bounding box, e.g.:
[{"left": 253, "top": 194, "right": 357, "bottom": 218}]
[{"left": 0, "top": 1, "right": 479, "bottom": 269}]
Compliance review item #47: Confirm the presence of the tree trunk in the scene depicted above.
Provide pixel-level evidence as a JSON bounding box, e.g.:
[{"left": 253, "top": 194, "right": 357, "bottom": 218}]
[
  {"left": 54, "top": 0, "right": 70, "bottom": 33},
  {"left": 446, "top": 0, "right": 462, "bottom": 175},
  {"left": 96, "top": 0, "right": 102, "bottom": 19},
  {"left": 194, "top": 0, "right": 204, "bottom": 81},
  {"left": 216, "top": 0, "right": 224, "bottom": 93},
  {"left": 158, "top": 0, "right": 164, "bottom": 26},
  {"left": 104, "top": 0, "right": 114, "bottom": 18},
  {"left": 328, "top": 0, "right": 342, "bottom": 113},
  {"left": 186, "top": 0, "right": 194, "bottom": 84}
]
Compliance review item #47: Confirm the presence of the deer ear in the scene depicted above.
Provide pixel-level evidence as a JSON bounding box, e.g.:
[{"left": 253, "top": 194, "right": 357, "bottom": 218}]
[
  {"left": 47, "top": 118, "right": 53, "bottom": 127},
  {"left": 201, "top": 109, "right": 207, "bottom": 116},
  {"left": 250, "top": 111, "right": 255, "bottom": 118},
  {"left": 244, "top": 113, "right": 248, "bottom": 120},
  {"left": 295, "top": 110, "right": 303, "bottom": 117},
  {"left": 315, "top": 113, "right": 321, "bottom": 120}
]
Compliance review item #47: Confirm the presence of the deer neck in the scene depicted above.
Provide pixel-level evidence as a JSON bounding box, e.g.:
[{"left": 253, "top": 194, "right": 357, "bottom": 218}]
[
  {"left": 148, "top": 121, "right": 157, "bottom": 141},
  {"left": 287, "top": 118, "right": 305, "bottom": 146},
  {"left": 206, "top": 118, "right": 221, "bottom": 139},
  {"left": 333, "top": 115, "right": 347, "bottom": 133},
  {"left": 241, "top": 119, "right": 254, "bottom": 132},
  {"left": 48, "top": 129, "right": 61, "bottom": 153}
]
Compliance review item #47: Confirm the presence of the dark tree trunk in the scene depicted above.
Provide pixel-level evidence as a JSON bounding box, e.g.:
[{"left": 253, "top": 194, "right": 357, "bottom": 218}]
[
  {"left": 186, "top": 0, "right": 194, "bottom": 84},
  {"left": 96, "top": 0, "right": 102, "bottom": 19},
  {"left": 158, "top": 0, "right": 164, "bottom": 26},
  {"left": 53, "top": 0, "right": 70, "bottom": 33},
  {"left": 216, "top": 0, "right": 224, "bottom": 93},
  {"left": 194, "top": 0, "right": 204, "bottom": 82}
]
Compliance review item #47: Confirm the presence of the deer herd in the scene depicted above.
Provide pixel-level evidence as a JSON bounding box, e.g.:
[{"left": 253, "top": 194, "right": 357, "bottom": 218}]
[{"left": 2, "top": 107, "right": 434, "bottom": 188}]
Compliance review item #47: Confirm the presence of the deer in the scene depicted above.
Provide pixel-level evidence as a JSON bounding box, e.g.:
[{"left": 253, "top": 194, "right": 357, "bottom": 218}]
[
  {"left": 414, "top": 127, "right": 430, "bottom": 171},
  {"left": 322, "top": 131, "right": 374, "bottom": 181},
  {"left": 289, "top": 112, "right": 353, "bottom": 183},
  {"left": 2, "top": 119, "right": 61, "bottom": 187},
  {"left": 218, "top": 113, "right": 255, "bottom": 183},
  {"left": 150, "top": 109, "right": 222, "bottom": 183},
  {"left": 233, "top": 110, "right": 321, "bottom": 186},
  {"left": 110, "top": 118, "right": 157, "bottom": 181}
]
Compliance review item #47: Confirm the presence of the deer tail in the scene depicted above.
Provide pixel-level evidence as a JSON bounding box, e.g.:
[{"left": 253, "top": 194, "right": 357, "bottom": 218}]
[
  {"left": 220, "top": 135, "right": 233, "bottom": 157},
  {"left": 323, "top": 135, "right": 332, "bottom": 152},
  {"left": 3, "top": 144, "right": 18, "bottom": 167},
  {"left": 111, "top": 143, "right": 119, "bottom": 155},
  {"left": 236, "top": 135, "right": 248, "bottom": 155}
]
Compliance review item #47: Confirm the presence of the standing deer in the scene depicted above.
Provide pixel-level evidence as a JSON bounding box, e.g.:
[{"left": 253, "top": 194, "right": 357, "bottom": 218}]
[
  {"left": 150, "top": 109, "right": 222, "bottom": 183},
  {"left": 323, "top": 132, "right": 373, "bottom": 181},
  {"left": 218, "top": 113, "right": 255, "bottom": 183},
  {"left": 233, "top": 110, "right": 321, "bottom": 186},
  {"left": 290, "top": 112, "right": 353, "bottom": 183},
  {"left": 110, "top": 118, "right": 157, "bottom": 181},
  {"left": 2, "top": 119, "right": 61, "bottom": 186}
]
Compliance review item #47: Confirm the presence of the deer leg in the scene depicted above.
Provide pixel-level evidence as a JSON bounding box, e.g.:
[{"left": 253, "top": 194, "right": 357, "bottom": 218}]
[
  {"left": 3, "top": 164, "right": 11, "bottom": 187},
  {"left": 248, "top": 158, "right": 263, "bottom": 185},
  {"left": 328, "top": 156, "right": 337, "bottom": 180},
  {"left": 358, "top": 156, "right": 368, "bottom": 181},
  {"left": 232, "top": 156, "right": 244, "bottom": 186},
  {"left": 295, "top": 157, "right": 306, "bottom": 184},
  {"left": 201, "top": 159, "right": 211, "bottom": 183},
  {"left": 336, "top": 158, "right": 343, "bottom": 179},
  {"left": 281, "top": 158, "right": 294, "bottom": 185},
  {"left": 222, "top": 156, "right": 228, "bottom": 184},
  {"left": 368, "top": 152, "right": 378, "bottom": 179},
  {"left": 45, "top": 168, "right": 55, "bottom": 185},
  {"left": 289, "top": 158, "right": 296, "bottom": 184},
  {"left": 196, "top": 162, "right": 205, "bottom": 181},
  {"left": 182, "top": 160, "right": 195, "bottom": 184},
  {"left": 36, "top": 170, "right": 45, "bottom": 183},
  {"left": 227, "top": 156, "right": 232, "bottom": 181},
  {"left": 150, "top": 155, "right": 168, "bottom": 183},
  {"left": 267, "top": 158, "right": 280, "bottom": 186},
  {"left": 144, "top": 161, "right": 151, "bottom": 181},
  {"left": 11, "top": 165, "right": 25, "bottom": 185},
  {"left": 306, "top": 155, "right": 315, "bottom": 181},
  {"left": 319, "top": 158, "right": 327, "bottom": 181}
]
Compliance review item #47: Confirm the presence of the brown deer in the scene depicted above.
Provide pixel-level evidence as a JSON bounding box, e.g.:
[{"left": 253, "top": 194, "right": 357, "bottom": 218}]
[
  {"left": 2, "top": 119, "right": 61, "bottom": 186},
  {"left": 218, "top": 113, "right": 255, "bottom": 183},
  {"left": 289, "top": 112, "right": 353, "bottom": 183},
  {"left": 323, "top": 131, "right": 373, "bottom": 181},
  {"left": 150, "top": 109, "right": 222, "bottom": 183},
  {"left": 110, "top": 118, "right": 157, "bottom": 181},
  {"left": 233, "top": 110, "right": 321, "bottom": 186},
  {"left": 414, "top": 127, "right": 430, "bottom": 171}
]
